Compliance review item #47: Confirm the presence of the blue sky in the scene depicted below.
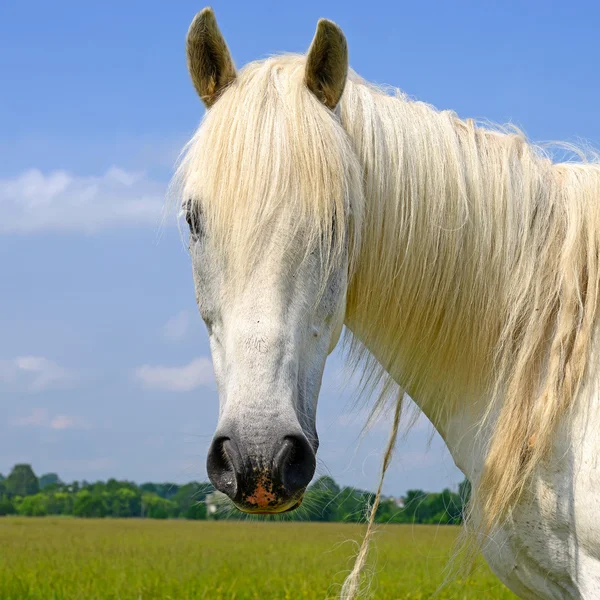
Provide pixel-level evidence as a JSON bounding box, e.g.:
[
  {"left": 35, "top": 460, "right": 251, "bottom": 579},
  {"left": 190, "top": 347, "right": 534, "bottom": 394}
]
[{"left": 1, "top": 0, "right": 599, "bottom": 495}]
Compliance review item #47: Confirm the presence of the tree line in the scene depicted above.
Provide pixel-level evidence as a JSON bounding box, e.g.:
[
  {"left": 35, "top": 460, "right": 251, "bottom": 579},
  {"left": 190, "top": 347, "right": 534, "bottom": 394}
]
[{"left": 0, "top": 464, "right": 471, "bottom": 524}]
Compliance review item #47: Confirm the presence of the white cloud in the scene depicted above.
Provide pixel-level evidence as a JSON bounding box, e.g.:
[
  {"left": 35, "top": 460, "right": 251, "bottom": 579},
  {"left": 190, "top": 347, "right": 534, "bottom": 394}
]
[
  {"left": 11, "top": 408, "right": 89, "bottom": 430},
  {"left": 163, "top": 310, "right": 193, "bottom": 342},
  {"left": 49, "top": 415, "right": 89, "bottom": 430},
  {"left": 135, "top": 357, "right": 215, "bottom": 392},
  {"left": 0, "top": 167, "right": 168, "bottom": 233},
  {"left": 0, "top": 356, "right": 74, "bottom": 391},
  {"left": 11, "top": 408, "right": 49, "bottom": 427}
]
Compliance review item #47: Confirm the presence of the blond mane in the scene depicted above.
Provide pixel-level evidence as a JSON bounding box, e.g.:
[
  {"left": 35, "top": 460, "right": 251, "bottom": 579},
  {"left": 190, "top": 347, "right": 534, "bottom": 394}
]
[
  {"left": 173, "top": 54, "right": 600, "bottom": 530},
  {"left": 172, "top": 55, "right": 363, "bottom": 292}
]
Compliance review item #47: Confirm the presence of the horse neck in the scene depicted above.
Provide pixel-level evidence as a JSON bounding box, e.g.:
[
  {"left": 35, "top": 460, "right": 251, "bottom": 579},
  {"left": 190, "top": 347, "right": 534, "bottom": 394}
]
[
  {"left": 338, "top": 77, "right": 600, "bottom": 456},
  {"left": 338, "top": 82, "right": 508, "bottom": 432}
]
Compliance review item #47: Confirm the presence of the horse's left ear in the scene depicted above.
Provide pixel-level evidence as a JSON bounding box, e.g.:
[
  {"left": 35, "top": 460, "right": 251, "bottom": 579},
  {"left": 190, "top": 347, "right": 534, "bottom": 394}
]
[
  {"left": 305, "top": 19, "right": 348, "bottom": 110},
  {"left": 186, "top": 7, "right": 236, "bottom": 108}
]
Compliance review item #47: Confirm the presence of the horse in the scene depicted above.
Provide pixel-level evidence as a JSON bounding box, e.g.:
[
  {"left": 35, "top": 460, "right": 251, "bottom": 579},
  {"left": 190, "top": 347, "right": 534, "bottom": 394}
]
[{"left": 172, "top": 8, "right": 600, "bottom": 599}]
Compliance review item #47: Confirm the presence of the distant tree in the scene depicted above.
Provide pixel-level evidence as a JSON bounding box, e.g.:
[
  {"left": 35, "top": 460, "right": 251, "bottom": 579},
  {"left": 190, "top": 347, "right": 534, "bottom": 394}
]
[
  {"left": 0, "top": 473, "right": 5, "bottom": 481},
  {"left": 109, "top": 487, "right": 141, "bottom": 517},
  {"left": 172, "top": 482, "right": 212, "bottom": 516},
  {"left": 185, "top": 501, "right": 207, "bottom": 520},
  {"left": 18, "top": 494, "right": 48, "bottom": 517},
  {"left": 142, "top": 483, "right": 181, "bottom": 500},
  {"left": 73, "top": 490, "right": 107, "bottom": 518},
  {"left": 334, "top": 487, "right": 373, "bottom": 523},
  {"left": 105, "top": 478, "right": 137, "bottom": 494},
  {"left": 310, "top": 476, "right": 340, "bottom": 495},
  {"left": 5, "top": 464, "right": 39, "bottom": 497},
  {"left": 301, "top": 477, "right": 343, "bottom": 521},
  {"left": 402, "top": 489, "right": 428, "bottom": 521},
  {"left": 0, "top": 496, "right": 16, "bottom": 516},
  {"left": 142, "top": 493, "right": 178, "bottom": 519},
  {"left": 39, "top": 473, "right": 62, "bottom": 490},
  {"left": 422, "top": 488, "right": 462, "bottom": 524},
  {"left": 46, "top": 492, "right": 73, "bottom": 515}
]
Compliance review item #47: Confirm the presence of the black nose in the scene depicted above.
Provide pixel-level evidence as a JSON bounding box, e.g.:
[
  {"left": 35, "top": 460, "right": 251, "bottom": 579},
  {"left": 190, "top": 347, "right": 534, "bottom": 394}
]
[{"left": 206, "top": 433, "right": 316, "bottom": 512}]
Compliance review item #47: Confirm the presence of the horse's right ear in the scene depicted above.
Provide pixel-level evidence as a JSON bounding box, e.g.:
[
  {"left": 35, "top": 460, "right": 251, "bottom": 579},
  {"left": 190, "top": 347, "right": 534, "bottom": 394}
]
[
  {"left": 305, "top": 19, "right": 348, "bottom": 110},
  {"left": 186, "top": 7, "right": 236, "bottom": 108}
]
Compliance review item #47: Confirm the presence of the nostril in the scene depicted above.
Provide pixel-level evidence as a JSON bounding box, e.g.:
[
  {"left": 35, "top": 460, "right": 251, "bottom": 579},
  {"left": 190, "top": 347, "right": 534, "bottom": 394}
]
[
  {"left": 277, "top": 434, "right": 316, "bottom": 495},
  {"left": 206, "top": 436, "right": 238, "bottom": 499}
]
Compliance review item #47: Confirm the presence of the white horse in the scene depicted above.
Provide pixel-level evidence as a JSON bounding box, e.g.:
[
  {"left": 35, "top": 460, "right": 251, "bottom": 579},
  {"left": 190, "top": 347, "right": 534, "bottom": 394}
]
[{"left": 173, "top": 8, "right": 600, "bottom": 599}]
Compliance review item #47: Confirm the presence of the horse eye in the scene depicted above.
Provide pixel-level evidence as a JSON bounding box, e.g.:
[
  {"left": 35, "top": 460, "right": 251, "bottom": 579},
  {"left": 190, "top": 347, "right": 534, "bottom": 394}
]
[{"left": 185, "top": 200, "right": 203, "bottom": 236}]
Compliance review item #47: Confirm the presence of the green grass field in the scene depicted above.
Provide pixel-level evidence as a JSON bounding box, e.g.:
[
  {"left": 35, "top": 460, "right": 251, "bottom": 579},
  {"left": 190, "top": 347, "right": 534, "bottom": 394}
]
[{"left": 0, "top": 518, "right": 516, "bottom": 599}]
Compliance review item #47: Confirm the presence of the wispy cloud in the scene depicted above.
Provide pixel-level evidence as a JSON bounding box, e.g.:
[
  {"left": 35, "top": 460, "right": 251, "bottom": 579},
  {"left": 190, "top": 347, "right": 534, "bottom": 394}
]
[
  {"left": 134, "top": 357, "right": 215, "bottom": 392},
  {"left": 11, "top": 408, "right": 89, "bottom": 430},
  {"left": 11, "top": 408, "right": 49, "bottom": 427},
  {"left": 0, "top": 356, "right": 74, "bottom": 391},
  {"left": 0, "top": 167, "right": 168, "bottom": 233},
  {"left": 163, "top": 310, "right": 193, "bottom": 342},
  {"left": 49, "top": 415, "right": 89, "bottom": 430}
]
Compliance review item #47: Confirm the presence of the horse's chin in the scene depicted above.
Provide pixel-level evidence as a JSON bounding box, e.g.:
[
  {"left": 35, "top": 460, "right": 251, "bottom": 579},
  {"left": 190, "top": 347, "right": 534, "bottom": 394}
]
[{"left": 236, "top": 496, "right": 303, "bottom": 515}]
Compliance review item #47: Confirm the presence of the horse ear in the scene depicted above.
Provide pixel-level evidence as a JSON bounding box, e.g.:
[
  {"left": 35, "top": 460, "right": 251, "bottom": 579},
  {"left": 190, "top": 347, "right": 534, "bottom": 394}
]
[
  {"left": 305, "top": 19, "right": 348, "bottom": 110},
  {"left": 186, "top": 7, "right": 236, "bottom": 108}
]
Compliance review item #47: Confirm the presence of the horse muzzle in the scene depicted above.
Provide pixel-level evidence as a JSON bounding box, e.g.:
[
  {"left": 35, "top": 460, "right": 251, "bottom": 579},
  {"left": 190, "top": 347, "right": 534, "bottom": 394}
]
[{"left": 206, "top": 431, "right": 316, "bottom": 513}]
